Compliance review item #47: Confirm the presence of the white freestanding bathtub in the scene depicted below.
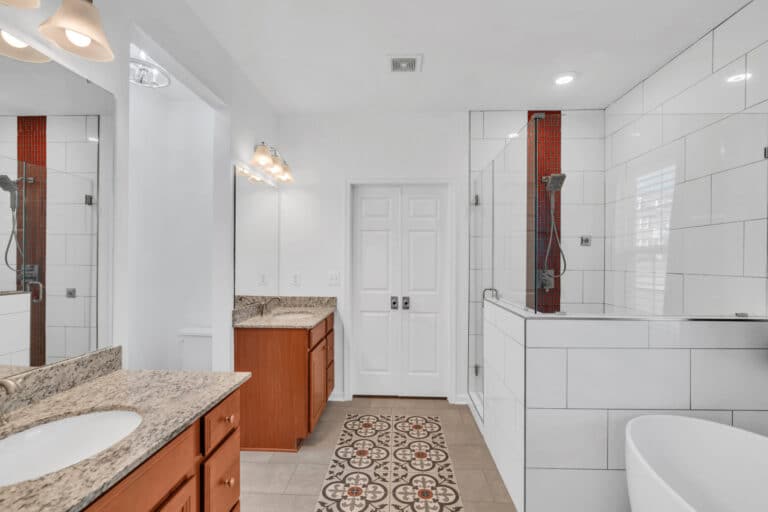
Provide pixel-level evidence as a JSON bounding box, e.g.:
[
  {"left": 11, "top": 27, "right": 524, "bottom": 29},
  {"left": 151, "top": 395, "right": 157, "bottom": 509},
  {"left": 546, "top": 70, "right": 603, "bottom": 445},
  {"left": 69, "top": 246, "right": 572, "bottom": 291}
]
[{"left": 626, "top": 415, "right": 768, "bottom": 511}]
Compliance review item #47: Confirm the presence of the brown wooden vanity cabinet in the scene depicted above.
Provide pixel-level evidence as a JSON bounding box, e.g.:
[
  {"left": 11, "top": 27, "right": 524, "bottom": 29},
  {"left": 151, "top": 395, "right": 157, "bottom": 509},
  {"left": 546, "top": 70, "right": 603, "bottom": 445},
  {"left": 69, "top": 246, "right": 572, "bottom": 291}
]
[
  {"left": 86, "top": 389, "right": 242, "bottom": 512},
  {"left": 235, "top": 312, "right": 335, "bottom": 451}
]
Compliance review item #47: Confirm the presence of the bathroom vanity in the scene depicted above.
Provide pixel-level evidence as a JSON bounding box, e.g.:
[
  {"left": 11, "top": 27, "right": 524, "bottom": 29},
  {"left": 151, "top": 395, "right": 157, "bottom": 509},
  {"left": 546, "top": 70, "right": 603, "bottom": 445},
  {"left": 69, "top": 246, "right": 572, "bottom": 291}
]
[{"left": 233, "top": 296, "right": 336, "bottom": 451}]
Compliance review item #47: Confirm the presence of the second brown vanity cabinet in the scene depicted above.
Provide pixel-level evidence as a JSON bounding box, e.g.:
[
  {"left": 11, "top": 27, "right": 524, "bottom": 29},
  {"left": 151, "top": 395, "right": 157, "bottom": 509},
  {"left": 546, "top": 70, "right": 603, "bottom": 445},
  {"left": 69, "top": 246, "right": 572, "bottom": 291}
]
[{"left": 235, "top": 312, "right": 335, "bottom": 451}]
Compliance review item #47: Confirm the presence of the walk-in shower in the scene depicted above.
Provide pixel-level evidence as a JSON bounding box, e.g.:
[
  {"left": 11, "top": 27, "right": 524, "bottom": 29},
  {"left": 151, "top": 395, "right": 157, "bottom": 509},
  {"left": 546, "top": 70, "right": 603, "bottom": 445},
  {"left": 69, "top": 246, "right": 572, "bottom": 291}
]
[{"left": 538, "top": 173, "right": 567, "bottom": 292}]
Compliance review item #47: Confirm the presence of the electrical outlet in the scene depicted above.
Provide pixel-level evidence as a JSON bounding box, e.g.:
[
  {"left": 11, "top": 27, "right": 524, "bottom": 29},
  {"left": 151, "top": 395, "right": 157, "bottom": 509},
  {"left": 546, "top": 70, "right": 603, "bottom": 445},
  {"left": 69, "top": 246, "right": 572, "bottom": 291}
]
[{"left": 328, "top": 271, "right": 341, "bottom": 287}]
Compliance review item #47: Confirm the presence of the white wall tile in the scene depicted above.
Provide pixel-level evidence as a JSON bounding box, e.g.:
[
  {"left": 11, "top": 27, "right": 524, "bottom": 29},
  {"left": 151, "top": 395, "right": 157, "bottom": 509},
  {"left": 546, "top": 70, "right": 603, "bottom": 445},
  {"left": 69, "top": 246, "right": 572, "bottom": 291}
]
[
  {"left": 527, "top": 349, "right": 567, "bottom": 408},
  {"left": 0, "top": 116, "right": 16, "bottom": 142},
  {"left": 65, "top": 142, "right": 98, "bottom": 173},
  {"left": 744, "top": 219, "right": 767, "bottom": 277},
  {"left": 561, "top": 237, "right": 604, "bottom": 271},
  {"left": 527, "top": 409, "right": 607, "bottom": 469},
  {"left": 562, "top": 110, "right": 605, "bottom": 139},
  {"left": 562, "top": 139, "right": 604, "bottom": 171},
  {"left": 46, "top": 142, "right": 66, "bottom": 171},
  {"left": 568, "top": 349, "right": 690, "bottom": 409},
  {"left": 686, "top": 114, "right": 768, "bottom": 180},
  {"left": 560, "top": 270, "right": 583, "bottom": 303},
  {"left": 612, "top": 110, "right": 663, "bottom": 165},
  {"left": 483, "top": 111, "right": 527, "bottom": 139},
  {"left": 644, "top": 34, "right": 714, "bottom": 113},
  {"left": 470, "top": 112, "right": 483, "bottom": 139},
  {"left": 605, "top": 164, "right": 626, "bottom": 203},
  {"left": 681, "top": 223, "right": 744, "bottom": 276},
  {"left": 560, "top": 171, "right": 584, "bottom": 205},
  {"left": 583, "top": 271, "right": 605, "bottom": 303},
  {"left": 582, "top": 172, "right": 604, "bottom": 204},
  {"left": 46, "top": 296, "right": 86, "bottom": 327},
  {"left": 46, "top": 264, "right": 96, "bottom": 297},
  {"left": 711, "top": 161, "right": 768, "bottom": 223},
  {"left": 470, "top": 139, "right": 506, "bottom": 171},
  {"left": 747, "top": 41, "right": 768, "bottom": 107},
  {"left": 713, "top": 0, "right": 768, "bottom": 71},
  {"left": 46, "top": 116, "right": 85, "bottom": 142},
  {"left": 46, "top": 234, "right": 67, "bottom": 265},
  {"left": 692, "top": 349, "right": 768, "bottom": 409},
  {"left": 607, "top": 410, "right": 732, "bottom": 469},
  {"left": 0, "top": 310, "right": 30, "bottom": 355},
  {"left": 684, "top": 275, "right": 766, "bottom": 316},
  {"left": 526, "top": 469, "right": 630, "bottom": 512},
  {"left": 46, "top": 326, "right": 66, "bottom": 358},
  {"left": 561, "top": 204, "right": 604, "bottom": 236},
  {"left": 606, "top": 84, "right": 644, "bottom": 136},
  {"left": 650, "top": 320, "right": 768, "bottom": 348},
  {"left": 733, "top": 411, "right": 768, "bottom": 437},
  {"left": 528, "top": 319, "right": 647, "bottom": 349},
  {"left": 668, "top": 177, "right": 711, "bottom": 229},
  {"left": 0, "top": 293, "right": 30, "bottom": 315}
]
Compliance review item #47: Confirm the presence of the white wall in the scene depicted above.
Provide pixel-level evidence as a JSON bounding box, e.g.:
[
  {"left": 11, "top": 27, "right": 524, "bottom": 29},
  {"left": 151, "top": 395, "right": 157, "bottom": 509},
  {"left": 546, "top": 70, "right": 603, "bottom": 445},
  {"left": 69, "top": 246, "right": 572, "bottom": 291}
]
[
  {"left": 604, "top": 0, "right": 768, "bottom": 317},
  {"left": 235, "top": 183, "right": 279, "bottom": 295},
  {"left": 0, "top": 293, "right": 30, "bottom": 365},
  {"left": 276, "top": 112, "right": 468, "bottom": 400}
]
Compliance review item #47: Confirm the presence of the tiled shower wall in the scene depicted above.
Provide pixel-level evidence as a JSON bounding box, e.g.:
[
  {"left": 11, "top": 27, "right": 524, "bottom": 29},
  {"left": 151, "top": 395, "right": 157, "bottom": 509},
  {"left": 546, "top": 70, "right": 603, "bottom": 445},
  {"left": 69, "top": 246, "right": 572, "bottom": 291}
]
[
  {"left": 0, "top": 293, "right": 30, "bottom": 365},
  {"left": 604, "top": 0, "right": 768, "bottom": 316}
]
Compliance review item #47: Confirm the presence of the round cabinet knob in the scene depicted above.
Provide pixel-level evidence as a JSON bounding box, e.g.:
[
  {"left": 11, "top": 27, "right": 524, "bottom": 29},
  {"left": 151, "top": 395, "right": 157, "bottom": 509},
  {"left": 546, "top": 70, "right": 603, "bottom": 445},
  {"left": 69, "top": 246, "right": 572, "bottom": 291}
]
[
  {"left": 225, "top": 414, "right": 236, "bottom": 424},
  {"left": 224, "top": 477, "right": 236, "bottom": 487}
]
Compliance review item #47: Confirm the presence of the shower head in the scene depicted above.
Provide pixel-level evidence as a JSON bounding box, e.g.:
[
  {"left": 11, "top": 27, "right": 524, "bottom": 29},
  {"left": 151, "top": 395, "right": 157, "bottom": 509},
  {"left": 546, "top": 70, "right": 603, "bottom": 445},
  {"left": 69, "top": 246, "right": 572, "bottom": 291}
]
[
  {"left": 542, "top": 173, "right": 566, "bottom": 192},
  {"left": 0, "top": 175, "right": 18, "bottom": 211}
]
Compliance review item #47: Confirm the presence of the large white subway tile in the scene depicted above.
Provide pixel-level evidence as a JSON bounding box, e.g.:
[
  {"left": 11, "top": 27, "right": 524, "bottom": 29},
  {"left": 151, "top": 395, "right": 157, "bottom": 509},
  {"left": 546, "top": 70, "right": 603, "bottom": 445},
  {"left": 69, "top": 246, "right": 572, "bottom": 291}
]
[
  {"left": 0, "top": 293, "right": 30, "bottom": 315},
  {"left": 606, "top": 84, "right": 644, "bottom": 136},
  {"left": 607, "top": 410, "right": 732, "bottom": 469},
  {"left": 644, "top": 34, "right": 714, "bottom": 113},
  {"left": 561, "top": 204, "right": 603, "bottom": 237},
  {"left": 568, "top": 349, "right": 690, "bottom": 409},
  {"left": 562, "top": 110, "right": 605, "bottom": 139},
  {"left": 0, "top": 116, "right": 16, "bottom": 142},
  {"left": 622, "top": 273, "right": 684, "bottom": 316},
  {"left": 747, "top": 41, "right": 768, "bottom": 107},
  {"left": 561, "top": 270, "right": 583, "bottom": 303},
  {"left": 684, "top": 275, "right": 766, "bottom": 316},
  {"left": 692, "top": 349, "right": 768, "bottom": 409},
  {"left": 46, "top": 234, "right": 67, "bottom": 265},
  {"left": 470, "top": 111, "right": 483, "bottom": 139},
  {"left": 528, "top": 320, "right": 647, "bottom": 349},
  {"left": 46, "top": 264, "right": 96, "bottom": 297},
  {"left": 668, "top": 177, "right": 711, "bottom": 229},
  {"left": 650, "top": 320, "right": 768, "bottom": 348},
  {"left": 65, "top": 142, "right": 98, "bottom": 173},
  {"left": 661, "top": 58, "right": 747, "bottom": 144},
  {"left": 560, "top": 171, "right": 584, "bottom": 205},
  {"left": 612, "top": 110, "right": 663, "bottom": 165},
  {"left": 526, "top": 469, "right": 630, "bottom": 512},
  {"left": 562, "top": 138, "right": 604, "bottom": 171},
  {"left": 605, "top": 132, "right": 613, "bottom": 168},
  {"left": 46, "top": 142, "right": 66, "bottom": 171},
  {"left": 527, "top": 409, "right": 607, "bottom": 469},
  {"left": 483, "top": 111, "right": 527, "bottom": 139},
  {"left": 711, "top": 161, "right": 768, "bottom": 223},
  {"left": 470, "top": 139, "right": 505, "bottom": 171},
  {"left": 686, "top": 114, "right": 768, "bottom": 180},
  {"left": 682, "top": 223, "right": 744, "bottom": 276},
  {"left": 47, "top": 171, "right": 95, "bottom": 204},
  {"left": 733, "top": 411, "right": 768, "bottom": 437},
  {"left": 605, "top": 270, "right": 626, "bottom": 307},
  {"left": 561, "top": 237, "right": 604, "bottom": 271},
  {"left": 46, "top": 296, "right": 86, "bottom": 327},
  {"left": 527, "top": 349, "right": 567, "bottom": 408},
  {"left": 625, "top": 140, "right": 685, "bottom": 194},
  {"left": 47, "top": 205, "right": 95, "bottom": 235},
  {"left": 46, "top": 116, "right": 85, "bottom": 142},
  {"left": 46, "top": 326, "right": 66, "bottom": 358},
  {"left": 583, "top": 271, "right": 605, "bottom": 304},
  {"left": 66, "top": 327, "right": 91, "bottom": 357},
  {"left": 605, "top": 164, "right": 626, "bottom": 203},
  {"left": 0, "top": 311, "right": 29, "bottom": 354},
  {"left": 582, "top": 172, "right": 604, "bottom": 204},
  {"left": 744, "top": 219, "right": 767, "bottom": 277},
  {"left": 714, "top": 0, "right": 768, "bottom": 70}
]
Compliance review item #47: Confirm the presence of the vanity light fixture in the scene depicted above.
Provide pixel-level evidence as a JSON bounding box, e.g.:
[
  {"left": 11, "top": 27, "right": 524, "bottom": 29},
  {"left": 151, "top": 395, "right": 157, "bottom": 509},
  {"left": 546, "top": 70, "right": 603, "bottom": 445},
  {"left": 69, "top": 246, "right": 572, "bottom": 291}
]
[
  {"left": 251, "top": 143, "right": 274, "bottom": 168},
  {"left": 268, "top": 154, "right": 285, "bottom": 175},
  {"left": 235, "top": 162, "right": 276, "bottom": 187},
  {"left": 129, "top": 56, "right": 171, "bottom": 88},
  {"left": 554, "top": 73, "right": 576, "bottom": 85},
  {"left": 0, "top": 0, "right": 40, "bottom": 7},
  {"left": 0, "top": 29, "right": 50, "bottom": 63},
  {"left": 39, "top": 0, "right": 114, "bottom": 62},
  {"left": 726, "top": 73, "right": 752, "bottom": 83}
]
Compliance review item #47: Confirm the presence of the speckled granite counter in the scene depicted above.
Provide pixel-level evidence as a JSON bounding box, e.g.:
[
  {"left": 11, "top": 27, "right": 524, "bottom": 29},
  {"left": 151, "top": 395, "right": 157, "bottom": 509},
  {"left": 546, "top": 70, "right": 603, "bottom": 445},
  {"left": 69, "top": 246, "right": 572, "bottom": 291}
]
[
  {"left": 233, "top": 295, "right": 336, "bottom": 329},
  {"left": 0, "top": 369, "right": 250, "bottom": 512},
  {"left": 0, "top": 365, "right": 29, "bottom": 379}
]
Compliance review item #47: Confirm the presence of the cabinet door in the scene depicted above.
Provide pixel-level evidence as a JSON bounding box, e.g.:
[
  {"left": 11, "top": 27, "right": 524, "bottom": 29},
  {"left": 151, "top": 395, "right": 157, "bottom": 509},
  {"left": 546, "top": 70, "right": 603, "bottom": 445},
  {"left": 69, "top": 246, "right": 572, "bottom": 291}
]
[
  {"left": 157, "top": 475, "right": 198, "bottom": 512},
  {"left": 309, "top": 339, "right": 327, "bottom": 431}
]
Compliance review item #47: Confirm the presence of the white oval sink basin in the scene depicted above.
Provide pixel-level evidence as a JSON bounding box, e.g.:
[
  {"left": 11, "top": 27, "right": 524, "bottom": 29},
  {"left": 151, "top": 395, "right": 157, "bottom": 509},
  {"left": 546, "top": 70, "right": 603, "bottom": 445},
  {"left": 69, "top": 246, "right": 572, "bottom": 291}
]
[
  {"left": 626, "top": 415, "right": 768, "bottom": 512},
  {"left": 272, "top": 311, "right": 314, "bottom": 320},
  {"left": 0, "top": 410, "right": 142, "bottom": 487}
]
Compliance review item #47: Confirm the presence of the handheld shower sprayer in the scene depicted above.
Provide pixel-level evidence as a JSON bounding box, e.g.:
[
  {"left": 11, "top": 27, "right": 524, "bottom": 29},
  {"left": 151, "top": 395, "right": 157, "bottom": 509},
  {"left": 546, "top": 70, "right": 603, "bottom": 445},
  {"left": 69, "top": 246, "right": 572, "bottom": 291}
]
[
  {"left": 0, "top": 175, "right": 19, "bottom": 212},
  {"left": 1, "top": 174, "right": 22, "bottom": 274},
  {"left": 539, "top": 173, "right": 568, "bottom": 292}
]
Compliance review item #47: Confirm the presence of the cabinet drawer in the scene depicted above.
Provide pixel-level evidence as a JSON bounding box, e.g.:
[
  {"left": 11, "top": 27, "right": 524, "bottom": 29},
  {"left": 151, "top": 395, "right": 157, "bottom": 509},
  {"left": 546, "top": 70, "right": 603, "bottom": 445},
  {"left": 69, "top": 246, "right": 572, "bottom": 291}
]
[
  {"left": 309, "top": 321, "right": 326, "bottom": 349},
  {"left": 204, "top": 429, "right": 241, "bottom": 512},
  {"left": 327, "top": 362, "right": 335, "bottom": 399},
  {"left": 203, "top": 390, "right": 240, "bottom": 455},
  {"left": 326, "top": 330, "right": 334, "bottom": 365},
  {"left": 157, "top": 474, "right": 198, "bottom": 512},
  {"left": 326, "top": 313, "right": 334, "bottom": 332}
]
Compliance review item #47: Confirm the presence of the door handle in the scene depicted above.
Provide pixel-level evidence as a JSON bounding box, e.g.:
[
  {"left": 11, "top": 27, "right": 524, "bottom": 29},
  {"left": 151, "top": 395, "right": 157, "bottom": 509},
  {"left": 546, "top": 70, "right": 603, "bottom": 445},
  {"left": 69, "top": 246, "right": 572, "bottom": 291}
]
[
  {"left": 26, "top": 281, "right": 44, "bottom": 304},
  {"left": 391, "top": 296, "right": 399, "bottom": 310},
  {"left": 402, "top": 296, "right": 410, "bottom": 310}
]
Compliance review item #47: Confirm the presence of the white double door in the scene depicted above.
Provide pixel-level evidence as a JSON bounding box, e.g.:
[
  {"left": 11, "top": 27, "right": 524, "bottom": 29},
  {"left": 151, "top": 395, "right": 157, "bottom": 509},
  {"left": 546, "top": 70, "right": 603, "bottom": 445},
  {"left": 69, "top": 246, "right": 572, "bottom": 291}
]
[{"left": 352, "top": 184, "right": 449, "bottom": 397}]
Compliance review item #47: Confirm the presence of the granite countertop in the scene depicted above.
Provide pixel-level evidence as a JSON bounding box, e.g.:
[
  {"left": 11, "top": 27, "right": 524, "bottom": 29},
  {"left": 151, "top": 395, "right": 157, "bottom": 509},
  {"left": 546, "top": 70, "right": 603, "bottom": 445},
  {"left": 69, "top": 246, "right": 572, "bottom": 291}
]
[
  {"left": 0, "top": 365, "right": 30, "bottom": 379},
  {"left": 234, "top": 306, "right": 335, "bottom": 329},
  {"left": 0, "top": 369, "right": 250, "bottom": 512}
]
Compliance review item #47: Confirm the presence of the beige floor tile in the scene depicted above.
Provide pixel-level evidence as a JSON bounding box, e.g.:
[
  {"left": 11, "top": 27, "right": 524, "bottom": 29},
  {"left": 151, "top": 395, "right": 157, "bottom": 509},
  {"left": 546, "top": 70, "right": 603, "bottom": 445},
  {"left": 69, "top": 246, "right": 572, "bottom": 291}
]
[
  {"left": 463, "top": 502, "right": 518, "bottom": 512},
  {"left": 241, "top": 451, "right": 273, "bottom": 463},
  {"left": 450, "top": 443, "right": 496, "bottom": 469},
  {"left": 483, "top": 469, "right": 513, "bottom": 503},
  {"left": 283, "top": 463, "right": 329, "bottom": 495},
  {"left": 240, "top": 462, "right": 297, "bottom": 494},
  {"left": 454, "top": 468, "right": 495, "bottom": 502}
]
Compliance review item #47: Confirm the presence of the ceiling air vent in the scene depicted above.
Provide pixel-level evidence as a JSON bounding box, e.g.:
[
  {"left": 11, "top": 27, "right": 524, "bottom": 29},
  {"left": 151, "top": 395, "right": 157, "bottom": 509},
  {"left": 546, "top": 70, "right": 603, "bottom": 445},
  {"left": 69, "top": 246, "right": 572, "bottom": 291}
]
[{"left": 390, "top": 55, "right": 422, "bottom": 73}]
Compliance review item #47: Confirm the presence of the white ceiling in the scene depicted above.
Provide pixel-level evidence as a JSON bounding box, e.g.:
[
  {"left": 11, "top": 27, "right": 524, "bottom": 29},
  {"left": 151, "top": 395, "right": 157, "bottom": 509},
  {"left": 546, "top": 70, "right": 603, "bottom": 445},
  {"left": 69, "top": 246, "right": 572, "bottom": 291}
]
[{"left": 183, "top": 0, "right": 749, "bottom": 113}]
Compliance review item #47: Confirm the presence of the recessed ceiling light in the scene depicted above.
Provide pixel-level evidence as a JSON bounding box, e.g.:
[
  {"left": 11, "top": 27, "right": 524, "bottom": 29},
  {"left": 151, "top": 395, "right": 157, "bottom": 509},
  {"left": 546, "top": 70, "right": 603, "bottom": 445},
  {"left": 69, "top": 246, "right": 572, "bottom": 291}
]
[
  {"left": 554, "top": 73, "right": 576, "bottom": 86},
  {"left": 507, "top": 132, "right": 520, "bottom": 139},
  {"left": 726, "top": 73, "right": 752, "bottom": 83}
]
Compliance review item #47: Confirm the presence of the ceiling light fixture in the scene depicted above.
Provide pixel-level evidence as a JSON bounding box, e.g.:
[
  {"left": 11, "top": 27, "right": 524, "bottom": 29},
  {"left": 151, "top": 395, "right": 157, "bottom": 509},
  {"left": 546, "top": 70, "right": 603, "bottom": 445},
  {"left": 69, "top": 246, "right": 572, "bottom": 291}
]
[
  {"left": 39, "top": 0, "right": 114, "bottom": 62},
  {"left": 554, "top": 73, "right": 576, "bottom": 86},
  {"left": 251, "top": 143, "right": 274, "bottom": 168},
  {"left": 0, "top": 29, "right": 50, "bottom": 63},
  {"left": 0, "top": 0, "right": 40, "bottom": 8},
  {"left": 726, "top": 73, "right": 752, "bottom": 83},
  {"left": 129, "top": 57, "right": 171, "bottom": 88}
]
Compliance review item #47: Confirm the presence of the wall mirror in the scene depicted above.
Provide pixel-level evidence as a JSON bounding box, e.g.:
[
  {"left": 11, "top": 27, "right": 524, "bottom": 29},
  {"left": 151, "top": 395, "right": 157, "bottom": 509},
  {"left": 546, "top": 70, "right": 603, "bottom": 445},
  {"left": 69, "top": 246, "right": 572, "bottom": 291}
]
[
  {"left": 235, "top": 178, "right": 279, "bottom": 296},
  {"left": 0, "top": 50, "right": 115, "bottom": 377}
]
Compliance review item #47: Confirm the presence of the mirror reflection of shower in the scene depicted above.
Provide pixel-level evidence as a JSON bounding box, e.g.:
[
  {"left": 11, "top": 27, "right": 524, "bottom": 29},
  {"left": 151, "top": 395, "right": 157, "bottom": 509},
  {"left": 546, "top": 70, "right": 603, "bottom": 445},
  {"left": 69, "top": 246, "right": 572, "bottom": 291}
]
[
  {"left": 539, "top": 173, "right": 567, "bottom": 292},
  {"left": 0, "top": 174, "right": 22, "bottom": 275}
]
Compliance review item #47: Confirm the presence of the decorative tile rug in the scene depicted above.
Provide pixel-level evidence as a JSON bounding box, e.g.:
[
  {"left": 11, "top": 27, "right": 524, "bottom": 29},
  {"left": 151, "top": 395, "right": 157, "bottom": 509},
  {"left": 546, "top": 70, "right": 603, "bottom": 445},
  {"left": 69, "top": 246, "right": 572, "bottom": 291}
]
[{"left": 315, "top": 413, "right": 464, "bottom": 512}]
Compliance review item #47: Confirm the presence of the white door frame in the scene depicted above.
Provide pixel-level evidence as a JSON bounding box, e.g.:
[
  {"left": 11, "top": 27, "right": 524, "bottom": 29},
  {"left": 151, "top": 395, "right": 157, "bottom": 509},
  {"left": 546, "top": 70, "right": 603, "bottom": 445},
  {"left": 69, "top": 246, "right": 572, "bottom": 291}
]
[{"left": 344, "top": 179, "right": 457, "bottom": 402}]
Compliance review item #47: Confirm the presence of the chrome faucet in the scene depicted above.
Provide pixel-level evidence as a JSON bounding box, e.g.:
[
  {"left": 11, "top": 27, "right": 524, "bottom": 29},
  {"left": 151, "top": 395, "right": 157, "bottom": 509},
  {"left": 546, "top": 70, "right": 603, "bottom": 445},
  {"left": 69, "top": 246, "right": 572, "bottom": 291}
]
[
  {"left": 0, "top": 378, "right": 20, "bottom": 424},
  {"left": 260, "top": 297, "right": 281, "bottom": 316}
]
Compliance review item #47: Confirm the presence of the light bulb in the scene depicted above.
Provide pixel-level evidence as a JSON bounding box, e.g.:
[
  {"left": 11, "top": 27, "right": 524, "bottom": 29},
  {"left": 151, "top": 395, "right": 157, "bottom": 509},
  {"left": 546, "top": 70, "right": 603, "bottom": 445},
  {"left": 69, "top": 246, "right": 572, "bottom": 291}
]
[
  {"left": 1, "top": 31, "right": 29, "bottom": 49},
  {"left": 65, "top": 29, "right": 92, "bottom": 48},
  {"left": 269, "top": 157, "right": 285, "bottom": 175},
  {"left": 507, "top": 132, "right": 520, "bottom": 139},
  {"left": 727, "top": 73, "right": 752, "bottom": 83},
  {"left": 251, "top": 144, "right": 273, "bottom": 168},
  {"left": 554, "top": 73, "right": 575, "bottom": 85}
]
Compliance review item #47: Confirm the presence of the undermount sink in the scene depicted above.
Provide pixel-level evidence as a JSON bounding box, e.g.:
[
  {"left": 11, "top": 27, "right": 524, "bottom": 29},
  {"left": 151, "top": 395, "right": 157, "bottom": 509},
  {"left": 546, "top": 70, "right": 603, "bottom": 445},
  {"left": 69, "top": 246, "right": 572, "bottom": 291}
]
[
  {"left": 271, "top": 310, "right": 314, "bottom": 319},
  {"left": 0, "top": 410, "right": 142, "bottom": 487}
]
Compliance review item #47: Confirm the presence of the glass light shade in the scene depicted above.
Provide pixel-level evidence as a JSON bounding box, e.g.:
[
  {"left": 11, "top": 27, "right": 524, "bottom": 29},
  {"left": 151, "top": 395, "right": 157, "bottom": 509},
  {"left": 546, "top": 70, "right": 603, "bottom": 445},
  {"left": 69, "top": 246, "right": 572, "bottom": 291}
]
[
  {"left": 39, "top": 0, "right": 114, "bottom": 62},
  {"left": 251, "top": 144, "right": 273, "bottom": 167},
  {"left": 129, "top": 57, "right": 171, "bottom": 88},
  {"left": 0, "top": 0, "right": 40, "bottom": 7},
  {"left": 0, "top": 30, "right": 50, "bottom": 63},
  {"left": 277, "top": 172, "right": 294, "bottom": 183},
  {"left": 268, "top": 156, "right": 285, "bottom": 175}
]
